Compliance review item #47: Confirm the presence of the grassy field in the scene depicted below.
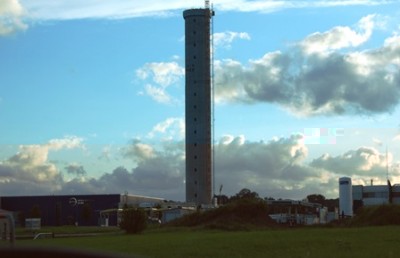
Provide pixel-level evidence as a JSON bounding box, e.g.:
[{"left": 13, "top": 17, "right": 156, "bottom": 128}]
[{"left": 10, "top": 226, "right": 400, "bottom": 258}]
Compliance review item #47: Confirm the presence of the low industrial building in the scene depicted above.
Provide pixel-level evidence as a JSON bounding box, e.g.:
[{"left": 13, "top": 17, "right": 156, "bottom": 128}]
[
  {"left": 266, "top": 199, "right": 336, "bottom": 225},
  {"left": 339, "top": 177, "right": 400, "bottom": 216},
  {"left": 0, "top": 194, "right": 165, "bottom": 227}
]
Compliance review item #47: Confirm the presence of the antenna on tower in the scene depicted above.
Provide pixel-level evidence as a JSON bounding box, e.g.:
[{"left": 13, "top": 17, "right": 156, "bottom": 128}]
[
  {"left": 205, "top": 0, "right": 210, "bottom": 9},
  {"left": 386, "top": 145, "right": 389, "bottom": 181},
  {"left": 210, "top": 2, "right": 216, "bottom": 199}
]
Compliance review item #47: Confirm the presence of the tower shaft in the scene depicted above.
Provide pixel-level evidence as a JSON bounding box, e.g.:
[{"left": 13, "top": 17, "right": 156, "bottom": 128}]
[{"left": 183, "top": 8, "right": 214, "bottom": 205}]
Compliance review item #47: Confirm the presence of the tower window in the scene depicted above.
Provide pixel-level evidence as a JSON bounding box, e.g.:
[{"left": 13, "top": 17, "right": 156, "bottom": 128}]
[
  {"left": 194, "top": 143, "right": 197, "bottom": 147},
  {"left": 194, "top": 130, "right": 197, "bottom": 134},
  {"left": 194, "top": 180, "right": 197, "bottom": 185},
  {"left": 194, "top": 155, "right": 197, "bottom": 159},
  {"left": 193, "top": 105, "right": 197, "bottom": 109}
]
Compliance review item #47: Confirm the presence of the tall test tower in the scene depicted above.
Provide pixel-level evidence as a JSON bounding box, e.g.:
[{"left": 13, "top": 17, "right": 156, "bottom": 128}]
[{"left": 183, "top": 2, "right": 215, "bottom": 205}]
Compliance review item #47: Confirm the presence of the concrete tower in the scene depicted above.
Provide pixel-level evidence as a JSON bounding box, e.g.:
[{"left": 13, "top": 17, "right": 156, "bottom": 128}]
[{"left": 183, "top": 7, "right": 215, "bottom": 205}]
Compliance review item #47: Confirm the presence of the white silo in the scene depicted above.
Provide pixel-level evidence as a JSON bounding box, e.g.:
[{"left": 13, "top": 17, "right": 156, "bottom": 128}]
[{"left": 339, "top": 177, "right": 353, "bottom": 217}]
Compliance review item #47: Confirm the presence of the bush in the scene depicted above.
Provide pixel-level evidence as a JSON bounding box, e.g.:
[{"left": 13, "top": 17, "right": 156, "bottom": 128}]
[
  {"left": 119, "top": 208, "right": 147, "bottom": 234},
  {"left": 166, "top": 198, "right": 276, "bottom": 230},
  {"left": 350, "top": 204, "right": 400, "bottom": 226}
]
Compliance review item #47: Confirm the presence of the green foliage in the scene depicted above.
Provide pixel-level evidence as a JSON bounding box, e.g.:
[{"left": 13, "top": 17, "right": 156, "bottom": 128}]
[
  {"left": 119, "top": 208, "right": 147, "bottom": 234},
  {"left": 350, "top": 204, "right": 400, "bottom": 226},
  {"left": 306, "top": 194, "right": 326, "bottom": 205},
  {"left": 167, "top": 198, "right": 276, "bottom": 230},
  {"left": 229, "top": 188, "right": 261, "bottom": 202}
]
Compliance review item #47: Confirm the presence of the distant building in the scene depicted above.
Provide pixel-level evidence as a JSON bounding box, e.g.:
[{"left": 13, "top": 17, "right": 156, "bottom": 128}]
[
  {"left": 338, "top": 177, "right": 400, "bottom": 215},
  {"left": 0, "top": 194, "right": 164, "bottom": 227},
  {"left": 266, "top": 199, "right": 335, "bottom": 225},
  {"left": 353, "top": 182, "right": 400, "bottom": 206}
]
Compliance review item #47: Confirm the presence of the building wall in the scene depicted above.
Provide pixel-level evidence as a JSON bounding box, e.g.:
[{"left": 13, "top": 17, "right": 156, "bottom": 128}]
[
  {"left": 183, "top": 8, "right": 214, "bottom": 205},
  {"left": 0, "top": 194, "right": 121, "bottom": 226},
  {"left": 119, "top": 194, "right": 165, "bottom": 208},
  {"left": 362, "top": 185, "right": 389, "bottom": 206},
  {"left": 392, "top": 185, "right": 400, "bottom": 204}
]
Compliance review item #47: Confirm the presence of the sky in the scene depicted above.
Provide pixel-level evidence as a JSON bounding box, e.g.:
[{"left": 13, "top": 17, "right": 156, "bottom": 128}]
[{"left": 1, "top": 0, "right": 400, "bottom": 201}]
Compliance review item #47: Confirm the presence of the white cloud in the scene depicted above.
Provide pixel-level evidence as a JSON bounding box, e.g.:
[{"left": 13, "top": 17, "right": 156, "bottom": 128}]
[
  {"left": 0, "top": 0, "right": 28, "bottom": 36},
  {"left": 147, "top": 117, "right": 185, "bottom": 140},
  {"left": 0, "top": 136, "right": 84, "bottom": 194},
  {"left": 17, "top": 0, "right": 393, "bottom": 21},
  {"left": 214, "top": 15, "right": 400, "bottom": 116},
  {"left": 372, "top": 138, "right": 383, "bottom": 147},
  {"left": 143, "top": 84, "right": 173, "bottom": 104},
  {"left": 214, "top": 31, "right": 251, "bottom": 49},
  {"left": 300, "top": 15, "right": 375, "bottom": 55},
  {"left": 136, "top": 62, "right": 184, "bottom": 88},
  {"left": 136, "top": 61, "right": 184, "bottom": 104}
]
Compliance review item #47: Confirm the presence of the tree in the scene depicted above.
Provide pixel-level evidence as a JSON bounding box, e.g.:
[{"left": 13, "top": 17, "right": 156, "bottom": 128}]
[
  {"left": 230, "top": 188, "right": 261, "bottom": 202},
  {"left": 306, "top": 194, "right": 326, "bottom": 205},
  {"left": 119, "top": 208, "right": 147, "bottom": 234}
]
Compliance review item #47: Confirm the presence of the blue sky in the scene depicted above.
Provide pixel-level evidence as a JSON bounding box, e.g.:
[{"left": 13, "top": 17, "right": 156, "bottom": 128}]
[{"left": 1, "top": 0, "right": 400, "bottom": 201}]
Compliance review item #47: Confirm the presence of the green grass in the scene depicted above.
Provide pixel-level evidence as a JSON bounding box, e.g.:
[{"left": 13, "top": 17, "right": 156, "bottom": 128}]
[
  {"left": 13, "top": 226, "right": 400, "bottom": 258},
  {"left": 15, "top": 225, "right": 122, "bottom": 235}
]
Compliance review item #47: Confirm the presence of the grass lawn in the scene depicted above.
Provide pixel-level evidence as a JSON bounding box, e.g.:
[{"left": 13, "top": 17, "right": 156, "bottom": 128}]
[
  {"left": 15, "top": 225, "right": 122, "bottom": 235},
  {"left": 11, "top": 226, "right": 400, "bottom": 258}
]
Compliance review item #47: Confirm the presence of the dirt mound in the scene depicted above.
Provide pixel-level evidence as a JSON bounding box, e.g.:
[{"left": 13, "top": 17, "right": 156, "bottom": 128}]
[{"left": 166, "top": 199, "right": 277, "bottom": 230}]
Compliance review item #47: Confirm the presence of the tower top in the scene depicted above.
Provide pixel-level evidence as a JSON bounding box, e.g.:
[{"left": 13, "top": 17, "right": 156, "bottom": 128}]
[{"left": 205, "top": 1, "right": 210, "bottom": 9}]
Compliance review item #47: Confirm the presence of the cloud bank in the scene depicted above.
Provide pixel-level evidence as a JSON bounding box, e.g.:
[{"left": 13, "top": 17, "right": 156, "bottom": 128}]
[
  {"left": 1, "top": 134, "right": 398, "bottom": 200},
  {"left": 214, "top": 15, "right": 400, "bottom": 116}
]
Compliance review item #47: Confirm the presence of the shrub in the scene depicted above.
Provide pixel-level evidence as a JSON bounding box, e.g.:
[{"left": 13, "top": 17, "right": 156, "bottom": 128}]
[
  {"left": 350, "top": 204, "right": 400, "bottom": 226},
  {"left": 166, "top": 198, "right": 276, "bottom": 230},
  {"left": 119, "top": 208, "right": 147, "bottom": 234}
]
